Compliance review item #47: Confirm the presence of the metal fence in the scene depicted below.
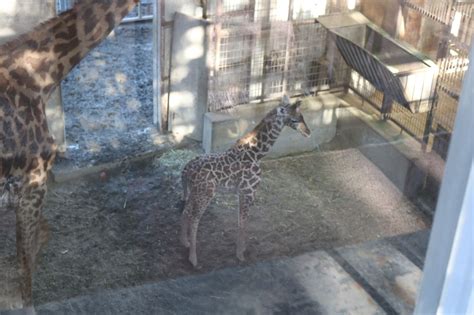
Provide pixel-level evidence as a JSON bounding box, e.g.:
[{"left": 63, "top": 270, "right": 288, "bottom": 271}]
[
  {"left": 347, "top": 52, "right": 470, "bottom": 145},
  {"left": 207, "top": 0, "right": 349, "bottom": 112},
  {"left": 348, "top": 72, "right": 431, "bottom": 140},
  {"left": 402, "top": 0, "right": 474, "bottom": 51},
  {"left": 56, "top": 0, "right": 153, "bottom": 21},
  {"left": 348, "top": 0, "right": 472, "bottom": 158},
  {"left": 401, "top": 0, "right": 452, "bottom": 24}
]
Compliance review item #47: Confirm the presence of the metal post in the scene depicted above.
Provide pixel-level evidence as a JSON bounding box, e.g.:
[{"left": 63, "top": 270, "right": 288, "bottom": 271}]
[
  {"left": 281, "top": 0, "right": 294, "bottom": 95},
  {"left": 153, "top": 0, "right": 162, "bottom": 130}
]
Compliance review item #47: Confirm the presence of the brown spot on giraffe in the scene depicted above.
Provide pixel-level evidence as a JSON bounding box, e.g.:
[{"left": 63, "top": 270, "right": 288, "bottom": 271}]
[
  {"left": 0, "top": 0, "right": 138, "bottom": 310},
  {"left": 180, "top": 96, "right": 311, "bottom": 267}
]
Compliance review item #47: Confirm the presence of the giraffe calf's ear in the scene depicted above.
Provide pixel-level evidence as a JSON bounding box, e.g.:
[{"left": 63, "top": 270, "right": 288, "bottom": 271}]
[{"left": 277, "top": 107, "right": 286, "bottom": 115}]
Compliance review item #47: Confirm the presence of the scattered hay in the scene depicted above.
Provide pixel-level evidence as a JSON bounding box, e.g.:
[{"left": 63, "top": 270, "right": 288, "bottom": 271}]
[{"left": 153, "top": 149, "right": 199, "bottom": 177}]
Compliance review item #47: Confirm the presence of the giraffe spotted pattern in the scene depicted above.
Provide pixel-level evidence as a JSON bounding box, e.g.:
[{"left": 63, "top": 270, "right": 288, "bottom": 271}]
[
  {"left": 0, "top": 0, "right": 138, "bottom": 309},
  {"left": 180, "top": 96, "right": 311, "bottom": 267}
]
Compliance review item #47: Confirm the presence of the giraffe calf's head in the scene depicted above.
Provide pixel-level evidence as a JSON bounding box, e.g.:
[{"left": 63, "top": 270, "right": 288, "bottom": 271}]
[{"left": 277, "top": 95, "right": 311, "bottom": 138}]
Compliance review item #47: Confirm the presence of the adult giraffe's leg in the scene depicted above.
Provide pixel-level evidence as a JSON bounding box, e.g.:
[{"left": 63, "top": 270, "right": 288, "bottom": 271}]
[{"left": 16, "top": 181, "right": 48, "bottom": 308}]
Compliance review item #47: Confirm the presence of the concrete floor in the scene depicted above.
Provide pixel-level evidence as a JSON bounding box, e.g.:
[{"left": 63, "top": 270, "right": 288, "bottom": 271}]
[{"left": 32, "top": 230, "right": 430, "bottom": 315}]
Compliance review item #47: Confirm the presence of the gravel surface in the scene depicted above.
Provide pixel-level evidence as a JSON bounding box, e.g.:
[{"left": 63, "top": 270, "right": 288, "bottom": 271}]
[{"left": 59, "top": 22, "right": 161, "bottom": 169}]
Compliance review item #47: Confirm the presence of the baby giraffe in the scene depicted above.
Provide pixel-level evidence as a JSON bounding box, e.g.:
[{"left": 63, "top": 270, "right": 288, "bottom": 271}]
[{"left": 180, "top": 95, "right": 311, "bottom": 267}]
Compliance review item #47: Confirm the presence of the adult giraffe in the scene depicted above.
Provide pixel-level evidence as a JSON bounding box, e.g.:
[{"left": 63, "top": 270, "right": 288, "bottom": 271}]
[{"left": 0, "top": 0, "right": 139, "bottom": 309}]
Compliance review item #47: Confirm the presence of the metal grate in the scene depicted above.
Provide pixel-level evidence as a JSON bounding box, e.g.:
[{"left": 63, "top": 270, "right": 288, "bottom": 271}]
[
  {"left": 207, "top": 0, "right": 349, "bottom": 112},
  {"left": 431, "top": 53, "right": 469, "bottom": 135},
  {"left": 436, "top": 55, "right": 469, "bottom": 100}
]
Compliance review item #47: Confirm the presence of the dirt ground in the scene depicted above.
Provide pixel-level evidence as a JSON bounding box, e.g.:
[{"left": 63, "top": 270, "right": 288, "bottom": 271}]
[{"left": 1, "top": 146, "right": 431, "bottom": 307}]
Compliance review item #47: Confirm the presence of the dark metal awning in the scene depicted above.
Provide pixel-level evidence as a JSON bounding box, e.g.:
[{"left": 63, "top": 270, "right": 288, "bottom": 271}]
[
  {"left": 317, "top": 12, "right": 438, "bottom": 114},
  {"left": 334, "top": 34, "right": 409, "bottom": 107}
]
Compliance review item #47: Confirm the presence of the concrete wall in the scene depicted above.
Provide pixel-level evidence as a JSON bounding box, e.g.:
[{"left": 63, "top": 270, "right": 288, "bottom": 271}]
[
  {"left": 202, "top": 95, "right": 341, "bottom": 157},
  {"left": 155, "top": 0, "right": 205, "bottom": 130},
  {"left": 0, "top": 0, "right": 66, "bottom": 152},
  {"left": 168, "top": 13, "right": 210, "bottom": 141}
]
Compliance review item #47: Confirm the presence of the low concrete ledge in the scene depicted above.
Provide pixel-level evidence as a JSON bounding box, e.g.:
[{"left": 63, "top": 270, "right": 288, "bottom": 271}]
[{"left": 202, "top": 94, "right": 343, "bottom": 157}]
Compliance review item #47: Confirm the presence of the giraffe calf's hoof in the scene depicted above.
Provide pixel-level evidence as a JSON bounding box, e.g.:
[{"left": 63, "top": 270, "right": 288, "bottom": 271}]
[
  {"left": 237, "top": 252, "right": 246, "bottom": 262},
  {"left": 189, "top": 258, "right": 200, "bottom": 269}
]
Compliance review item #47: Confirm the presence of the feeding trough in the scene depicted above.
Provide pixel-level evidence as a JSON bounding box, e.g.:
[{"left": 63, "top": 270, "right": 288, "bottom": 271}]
[{"left": 317, "top": 12, "right": 438, "bottom": 114}]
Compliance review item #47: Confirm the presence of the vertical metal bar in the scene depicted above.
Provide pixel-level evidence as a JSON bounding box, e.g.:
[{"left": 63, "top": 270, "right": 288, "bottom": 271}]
[
  {"left": 153, "top": 0, "right": 162, "bottom": 129},
  {"left": 138, "top": 0, "right": 142, "bottom": 20},
  {"left": 260, "top": 0, "right": 272, "bottom": 102},
  {"left": 281, "top": 0, "right": 294, "bottom": 95},
  {"left": 210, "top": 0, "right": 223, "bottom": 111},
  {"left": 247, "top": 0, "right": 257, "bottom": 101}
]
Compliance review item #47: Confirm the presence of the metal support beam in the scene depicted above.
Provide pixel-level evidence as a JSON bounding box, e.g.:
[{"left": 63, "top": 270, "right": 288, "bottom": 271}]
[
  {"left": 153, "top": 0, "right": 163, "bottom": 130},
  {"left": 414, "top": 39, "right": 474, "bottom": 315}
]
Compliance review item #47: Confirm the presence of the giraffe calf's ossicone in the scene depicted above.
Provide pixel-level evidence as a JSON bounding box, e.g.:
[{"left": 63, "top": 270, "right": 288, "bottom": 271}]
[{"left": 180, "top": 95, "right": 311, "bottom": 267}]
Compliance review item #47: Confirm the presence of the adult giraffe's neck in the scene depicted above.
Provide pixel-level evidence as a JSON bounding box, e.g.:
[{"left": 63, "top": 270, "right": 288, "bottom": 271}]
[
  {"left": 0, "top": 0, "right": 138, "bottom": 99},
  {"left": 234, "top": 110, "right": 285, "bottom": 161}
]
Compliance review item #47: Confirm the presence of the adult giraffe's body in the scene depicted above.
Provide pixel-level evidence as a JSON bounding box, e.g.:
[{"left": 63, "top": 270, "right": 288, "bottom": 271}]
[{"left": 0, "top": 0, "right": 139, "bottom": 308}]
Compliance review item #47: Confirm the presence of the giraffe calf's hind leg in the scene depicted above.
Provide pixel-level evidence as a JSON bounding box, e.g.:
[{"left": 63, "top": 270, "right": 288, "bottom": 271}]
[
  {"left": 187, "top": 185, "right": 215, "bottom": 268},
  {"left": 180, "top": 206, "right": 191, "bottom": 248}
]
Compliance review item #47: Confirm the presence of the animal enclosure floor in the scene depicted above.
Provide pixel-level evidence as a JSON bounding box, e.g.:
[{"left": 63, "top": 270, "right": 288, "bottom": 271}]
[
  {"left": 0, "top": 147, "right": 431, "bottom": 307},
  {"left": 60, "top": 22, "right": 158, "bottom": 168}
]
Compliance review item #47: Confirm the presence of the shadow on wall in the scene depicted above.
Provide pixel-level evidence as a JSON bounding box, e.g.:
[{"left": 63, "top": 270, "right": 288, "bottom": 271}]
[{"left": 168, "top": 13, "right": 210, "bottom": 142}]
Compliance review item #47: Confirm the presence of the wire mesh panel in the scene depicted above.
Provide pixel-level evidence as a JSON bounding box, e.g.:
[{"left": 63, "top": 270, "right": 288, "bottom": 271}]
[
  {"left": 433, "top": 54, "right": 469, "bottom": 137},
  {"left": 436, "top": 54, "right": 470, "bottom": 101},
  {"left": 348, "top": 72, "right": 430, "bottom": 140},
  {"left": 207, "top": 0, "right": 348, "bottom": 112}
]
